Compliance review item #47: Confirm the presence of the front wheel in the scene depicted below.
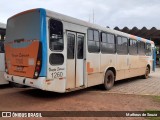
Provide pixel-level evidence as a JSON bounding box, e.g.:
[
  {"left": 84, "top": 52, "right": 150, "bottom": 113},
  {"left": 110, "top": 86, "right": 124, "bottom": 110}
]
[
  {"left": 103, "top": 70, "right": 115, "bottom": 90},
  {"left": 142, "top": 66, "right": 150, "bottom": 79}
]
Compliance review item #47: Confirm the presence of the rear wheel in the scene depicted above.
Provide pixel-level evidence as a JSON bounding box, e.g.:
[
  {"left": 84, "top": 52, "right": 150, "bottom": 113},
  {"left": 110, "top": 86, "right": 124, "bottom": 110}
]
[
  {"left": 103, "top": 70, "right": 115, "bottom": 90},
  {"left": 142, "top": 66, "right": 150, "bottom": 79}
]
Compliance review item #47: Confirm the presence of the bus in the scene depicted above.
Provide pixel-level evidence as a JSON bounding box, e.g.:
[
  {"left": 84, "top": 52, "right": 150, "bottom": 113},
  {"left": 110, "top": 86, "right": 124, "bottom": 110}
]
[
  {"left": 0, "top": 22, "right": 8, "bottom": 85},
  {"left": 4, "top": 8, "right": 155, "bottom": 93}
]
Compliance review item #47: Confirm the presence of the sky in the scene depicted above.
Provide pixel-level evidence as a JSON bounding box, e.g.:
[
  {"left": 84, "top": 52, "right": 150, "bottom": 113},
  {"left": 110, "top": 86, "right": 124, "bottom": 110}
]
[{"left": 0, "top": 0, "right": 160, "bottom": 29}]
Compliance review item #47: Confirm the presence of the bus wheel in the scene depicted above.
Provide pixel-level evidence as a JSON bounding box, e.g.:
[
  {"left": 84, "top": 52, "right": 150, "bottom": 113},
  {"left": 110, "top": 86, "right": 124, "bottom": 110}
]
[
  {"left": 142, "top": 66, "right": 150, "bottom": 79},
  {"left": 103, "top": 70, "right": 115, "bottom": 90}
]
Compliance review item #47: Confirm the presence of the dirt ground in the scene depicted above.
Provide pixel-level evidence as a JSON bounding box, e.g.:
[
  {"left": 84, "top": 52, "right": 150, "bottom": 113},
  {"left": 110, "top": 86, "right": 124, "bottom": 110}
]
[
  {"left": 0, "top": 86, "right": 160, "bottom": 120},
  {"left": 0, "top": 69, "right": 160, "bottom": 120}
]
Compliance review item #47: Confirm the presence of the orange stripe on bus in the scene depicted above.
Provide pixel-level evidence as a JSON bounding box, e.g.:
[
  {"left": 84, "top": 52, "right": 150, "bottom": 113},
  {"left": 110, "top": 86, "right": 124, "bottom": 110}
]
[
  {"left": 130, "top": 35, "right": 137, "bottom": 40},
  {"left": 151, "top": 41, "right": 154, "bottom": 44},
  {"left": 141, "top": 38, "right": 147, "bottom": 42},
  {"left": 87, "top": 62, "right": 93, "bottom": 73}
]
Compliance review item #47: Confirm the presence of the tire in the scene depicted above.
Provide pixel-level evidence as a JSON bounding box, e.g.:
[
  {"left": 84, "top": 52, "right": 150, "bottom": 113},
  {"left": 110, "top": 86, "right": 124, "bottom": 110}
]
[
  {"left": 103, "top": 70, "right": 115, "bottom": 90},
  {"left": 142, "top": 66, "right": 150, "bottom": 79}
]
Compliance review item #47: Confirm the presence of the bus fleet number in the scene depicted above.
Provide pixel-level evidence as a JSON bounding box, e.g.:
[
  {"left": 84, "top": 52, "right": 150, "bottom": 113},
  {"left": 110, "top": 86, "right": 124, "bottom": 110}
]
[{"left": 51, "top": 72, "right": 63, "bottom": 78}]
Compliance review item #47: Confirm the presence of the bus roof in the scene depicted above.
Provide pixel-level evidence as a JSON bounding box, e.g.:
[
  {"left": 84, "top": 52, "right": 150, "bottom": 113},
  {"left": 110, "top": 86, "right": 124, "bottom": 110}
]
[
  {"left": 45, "top": 9, "right": 154, "bottom": 44},
  {"left": 0, "top": 22, "right": 6, "bottom": 29},
  {"left": 7, "top": 8, "right": 154, "bottom": 44}
]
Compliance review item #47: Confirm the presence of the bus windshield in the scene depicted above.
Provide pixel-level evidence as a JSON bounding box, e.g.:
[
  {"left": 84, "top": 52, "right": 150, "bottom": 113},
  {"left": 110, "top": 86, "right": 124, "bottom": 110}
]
[{"left": 6, "top": 10, "right": 41, "bottom": 42}]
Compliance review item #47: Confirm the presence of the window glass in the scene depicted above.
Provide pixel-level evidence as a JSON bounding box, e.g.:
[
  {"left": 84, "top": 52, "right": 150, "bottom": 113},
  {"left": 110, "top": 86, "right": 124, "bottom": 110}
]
[
  {"left": 77, "top": 35, "right": 84, "bottom": 59},
  {"left": 0, "top": 41, "right": 4, "bottom": 53},
  {"left": 122, "top": 37, "right": 128, "bottom": 47},
  {"left": 88, "top": 29, "right": 100, "bottom": 53},
  {"left": 146, "top": 43, "right": 151, "bottom": 56},
  {"left": 129, "top": 39, "right": 137, "bottom": 55},
  {"left": 117, "top": 36, "right": 128, "bottom": 54},
  {"left": 0, "top": 29, "right": 5, "bottom": 53},
  {"left": 67, "top": 33, "right": 75, "bottom": 59},
  {"left": 117, "top": 37, "right": 122, "bottom": 45},
  {"left": 88, "top": 29, "right": 93, "bottom": 40},
  {"left": 102, "top": 33, "right": 107, "bottom": 43},
  {"left": 49, "top": 53, "right": 64, "bottom": 65},
  {"left": 49, "top": 19, "right": 63, "bottom": 51},
  {"left": 138, "top": 41, "right": 145, "bottom": 55},
  {"left": 94, "top": 30, "right": 99, "bottom": 42},
  {"left": 6, "top": 10, "right": 40, "bottom": 43},
  {"left": 101, "top": 32, "right": 115, "bottom": 54},
  {"left": 107, "top": 34, "right": 115, "bottom": 44}
]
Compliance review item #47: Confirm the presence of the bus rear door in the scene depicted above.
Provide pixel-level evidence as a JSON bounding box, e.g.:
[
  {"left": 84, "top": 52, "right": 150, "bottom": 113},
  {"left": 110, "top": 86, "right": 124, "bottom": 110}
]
[{"left": 66, "top": 31, "right": 85, "bottom": 89}]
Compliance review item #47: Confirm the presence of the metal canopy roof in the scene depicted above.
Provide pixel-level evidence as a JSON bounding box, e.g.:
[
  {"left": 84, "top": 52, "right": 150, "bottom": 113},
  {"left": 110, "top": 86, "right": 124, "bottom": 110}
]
[{"left": 114, "top": 27, "right": 160, "bottom": 40}]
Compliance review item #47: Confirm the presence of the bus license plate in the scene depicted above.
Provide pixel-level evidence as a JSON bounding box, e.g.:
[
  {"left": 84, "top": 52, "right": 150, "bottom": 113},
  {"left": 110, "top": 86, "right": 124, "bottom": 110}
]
[{"left": 16, "top": 66, "right": 23, "bottom": 71}]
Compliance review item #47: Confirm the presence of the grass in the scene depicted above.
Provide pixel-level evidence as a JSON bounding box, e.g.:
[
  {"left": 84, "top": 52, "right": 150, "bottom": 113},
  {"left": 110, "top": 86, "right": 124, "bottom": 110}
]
[
  {"left": 153, "top": 96, "right": 160, "bottom": 102},
  {"left": 145, "top": 110, "right": 160, "bottom": 120},
  {"left": 145, "top": 96, "right": 160, "bottom": 120}
]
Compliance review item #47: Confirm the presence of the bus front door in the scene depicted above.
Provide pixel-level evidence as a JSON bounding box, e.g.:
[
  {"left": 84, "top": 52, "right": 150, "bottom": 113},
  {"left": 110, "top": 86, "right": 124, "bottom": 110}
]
[{"left": 66, "top": 31, "right": 85, "bottom": 89}]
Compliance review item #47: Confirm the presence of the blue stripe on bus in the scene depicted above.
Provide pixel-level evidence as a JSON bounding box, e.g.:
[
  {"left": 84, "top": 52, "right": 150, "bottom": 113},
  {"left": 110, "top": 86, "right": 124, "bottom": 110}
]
[
  {"left": 39, "top": 8, "right": 47, "bottom": 77},
  {"left": 146, "top": 40, "right": 151, "bottom": 44},
  {"left": 136, "top": 37, "right": 141, "bottom": 41}
]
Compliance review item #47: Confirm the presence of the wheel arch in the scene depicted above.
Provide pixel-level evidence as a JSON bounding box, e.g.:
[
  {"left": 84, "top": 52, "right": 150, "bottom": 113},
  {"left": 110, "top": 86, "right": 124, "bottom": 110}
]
[
  {"left": 147, "top": 64, "right": 151, "bottom": 73},
  {"left": 104, "top": 67, "right": 116, "bottom": 81}
]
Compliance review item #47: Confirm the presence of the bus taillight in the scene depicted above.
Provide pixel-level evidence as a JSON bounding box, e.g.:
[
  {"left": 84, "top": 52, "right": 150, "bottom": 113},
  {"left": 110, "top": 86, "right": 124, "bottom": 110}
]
[
  {"left": 5, "top": 61, "right": 8, "bottom": 73},
  {"left": 34, "top": 60, "right": 41, "bottom": 78}
]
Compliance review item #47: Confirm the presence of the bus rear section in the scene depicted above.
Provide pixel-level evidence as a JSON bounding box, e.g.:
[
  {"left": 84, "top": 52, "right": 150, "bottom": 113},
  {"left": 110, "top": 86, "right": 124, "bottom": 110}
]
[{"left": 4, "top": 9, "right": 48, "bottom": 90}]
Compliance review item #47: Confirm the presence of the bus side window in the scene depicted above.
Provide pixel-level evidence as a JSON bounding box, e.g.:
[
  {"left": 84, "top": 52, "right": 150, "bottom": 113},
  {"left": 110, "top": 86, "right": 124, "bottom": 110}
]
[
  {"left": 138, "top": 41, "right": 145, "bottom": 55},
  {"left": 129, "top": 39, "right": 138, "bottom": 55},
  {"left": 49, "top": 53, "right": 64, "bottom": 65},
  {"left": 116, "top": 36, "right": 128, "bottom": 54},
  {"left": 49, "top": 19, "right": 63, "bottom": 51},
  {"left": 87, "top": 29, "right": 100, "bottom": 53},
  {"left": 146, "top": 43, "right": 151, "bottom": 56},
  {"left": 101, "top": 32, "right": 115, "bottom": 54}
]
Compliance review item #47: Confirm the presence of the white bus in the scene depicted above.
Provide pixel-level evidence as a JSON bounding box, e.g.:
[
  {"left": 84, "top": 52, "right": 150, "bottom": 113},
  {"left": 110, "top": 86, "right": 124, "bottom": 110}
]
[
  {"left": 0, "top": 22, "right": 8, "bottom": 85},
  {"left": 4, "top": 8, "right": 155, "bottom": 93}
]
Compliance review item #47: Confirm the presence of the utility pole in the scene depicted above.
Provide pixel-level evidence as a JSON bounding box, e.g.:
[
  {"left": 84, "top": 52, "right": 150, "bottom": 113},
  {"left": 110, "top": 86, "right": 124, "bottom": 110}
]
[{"left": 93, "top": 9, "right": 94, "bottom": 24}]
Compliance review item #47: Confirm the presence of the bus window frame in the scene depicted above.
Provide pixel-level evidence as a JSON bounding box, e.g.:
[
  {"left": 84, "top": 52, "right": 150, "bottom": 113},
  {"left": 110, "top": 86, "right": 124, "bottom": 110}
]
[
  {"left": 100, "top": 31, "right": 116, "bottom": 54},
  {"left": 138, "top": 41, "right": 146, "bottom": 55},
  {"left": 116, "top": 35, "right": 128, "bottom": 55},
  {"left": 87, "top": 28, "right": 100, "bottom": 53},
  {"left": 128, "top": 39, "right": 138, "bottom": 55},
  {"left": 145, "top": 43, "right": 152, "bottom": 56},
  {"left": 49, "top": 18, "right": 64, "bottom": 52}
]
